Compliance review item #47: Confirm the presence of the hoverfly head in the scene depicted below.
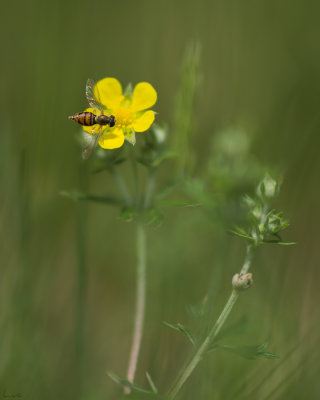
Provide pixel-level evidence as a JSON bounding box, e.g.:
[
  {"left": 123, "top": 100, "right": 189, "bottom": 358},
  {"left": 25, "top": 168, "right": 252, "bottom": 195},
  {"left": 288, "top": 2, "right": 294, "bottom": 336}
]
[{"left": 108, "top": 115, "right": 116, "bottom": 127}]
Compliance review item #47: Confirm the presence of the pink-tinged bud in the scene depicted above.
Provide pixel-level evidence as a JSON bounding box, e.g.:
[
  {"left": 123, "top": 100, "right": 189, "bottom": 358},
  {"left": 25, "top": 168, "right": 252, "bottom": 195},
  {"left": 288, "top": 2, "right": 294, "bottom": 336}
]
[{"left": 232, "top": 273, "right": 253, "bottom": 290}]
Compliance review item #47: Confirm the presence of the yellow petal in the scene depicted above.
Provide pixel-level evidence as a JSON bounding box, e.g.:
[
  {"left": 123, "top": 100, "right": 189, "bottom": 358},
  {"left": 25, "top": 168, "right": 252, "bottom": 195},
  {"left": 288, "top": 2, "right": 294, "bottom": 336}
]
[
  {"left": 98, "top": 128, "right": 125, "bottom": 149},
  {"left": 131, "top": 82, "right": 157, "bottom": 112},
  {"left": 133, "top": 110, "right": 155, "bottom": 132},
  {"left": 82, "top": 108, "right": 101, "bottom": 134},
  {"left": 95, "top": 78, "right": 123, "bottom": 110}
]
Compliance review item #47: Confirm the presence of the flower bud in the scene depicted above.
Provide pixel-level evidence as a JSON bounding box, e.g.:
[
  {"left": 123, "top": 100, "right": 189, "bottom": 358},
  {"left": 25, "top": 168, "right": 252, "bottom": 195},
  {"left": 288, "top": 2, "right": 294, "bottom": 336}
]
[
  {"left": 232, "top": 273, "right": 253, "bottom": 290},
  {"left": 257, "top": 174, "right": 278, "bottom": 199}
]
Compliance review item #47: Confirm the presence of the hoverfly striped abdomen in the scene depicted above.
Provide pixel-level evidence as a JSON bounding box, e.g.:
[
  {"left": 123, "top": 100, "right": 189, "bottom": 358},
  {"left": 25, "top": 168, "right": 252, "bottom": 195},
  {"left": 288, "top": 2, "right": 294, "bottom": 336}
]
[
  {"left": 69, "top": 111, "right": 96, "bottom": 126},
  {"left": 69, "top": 112, "right": 116, "bottom": 127}
]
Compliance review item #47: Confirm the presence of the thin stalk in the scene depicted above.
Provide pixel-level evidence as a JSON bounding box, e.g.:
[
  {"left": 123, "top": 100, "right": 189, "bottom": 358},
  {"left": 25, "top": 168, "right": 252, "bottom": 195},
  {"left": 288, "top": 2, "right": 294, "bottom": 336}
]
[
  {"left": 125, "top": 223, "right": 147, "bottom": 394},
  {"left": 167, "top": 246, "right": 254, "bottom": 399}
]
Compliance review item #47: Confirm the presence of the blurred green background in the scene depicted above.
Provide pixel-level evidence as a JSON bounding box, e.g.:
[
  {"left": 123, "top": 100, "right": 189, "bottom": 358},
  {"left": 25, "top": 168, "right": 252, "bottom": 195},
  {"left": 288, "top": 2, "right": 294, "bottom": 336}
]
[{"left": 1, "top": 0, "right": 320, "bottom": 399}]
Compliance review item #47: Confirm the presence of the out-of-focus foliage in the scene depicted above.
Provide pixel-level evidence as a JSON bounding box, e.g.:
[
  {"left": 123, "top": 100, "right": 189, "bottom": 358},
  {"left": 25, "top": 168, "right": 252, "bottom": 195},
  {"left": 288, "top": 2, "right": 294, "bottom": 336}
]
[{"left": 1, "top": 0, "right": 320, "bottom": 399}]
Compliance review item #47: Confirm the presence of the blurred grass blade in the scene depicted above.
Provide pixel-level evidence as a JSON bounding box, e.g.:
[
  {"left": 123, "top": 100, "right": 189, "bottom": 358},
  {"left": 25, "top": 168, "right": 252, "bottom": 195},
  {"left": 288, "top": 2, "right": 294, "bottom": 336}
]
[{"left": 173, "top": 41, "right": 201, "bottom": 176}]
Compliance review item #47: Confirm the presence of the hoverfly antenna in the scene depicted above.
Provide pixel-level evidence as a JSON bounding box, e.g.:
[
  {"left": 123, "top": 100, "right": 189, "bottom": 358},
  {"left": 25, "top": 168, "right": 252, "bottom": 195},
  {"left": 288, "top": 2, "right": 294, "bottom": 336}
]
[{"left": 68, "top": 115, "right": 75, "bottom": 120}]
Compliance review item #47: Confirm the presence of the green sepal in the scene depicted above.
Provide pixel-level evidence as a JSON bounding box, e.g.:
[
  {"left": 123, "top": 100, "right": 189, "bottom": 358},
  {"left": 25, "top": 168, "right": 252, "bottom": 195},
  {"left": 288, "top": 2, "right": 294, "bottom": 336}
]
[
  {"left": 256, "top": 173, "right": 279, "bottom": 200},
  {"left": 123, "top": 82, "right": 133, "bottom": 98},
  {"left": 163, "top": 321, "right": 196, "bottom": 345},
  {"left": 125, "top": 128, "right": 136, "bottom": 145}
]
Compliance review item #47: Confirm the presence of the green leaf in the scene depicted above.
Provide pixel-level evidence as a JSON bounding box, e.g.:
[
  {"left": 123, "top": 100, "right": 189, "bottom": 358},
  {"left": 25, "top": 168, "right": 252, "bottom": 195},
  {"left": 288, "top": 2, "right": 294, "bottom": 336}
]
[
  {"left": 159, "top": 200, "right": 200, "bottom": 208},
  {"left": 146, "top": 372, "right": 158, "bottom": 394},
  {"left": 263, "top": 240, "right": 296, "bottom": 245},
  {"left": 213, "top": 342, "right": 280, "bottom": 360},
  {"left": 60, "top": 190, "right": 121, "bottom": 206},
  {"left": 187, "top": 304, "right": 204, "bottom": 321},
  {"left": 136, "top": 151, "right": 178, "bottom": 169},
  {"left": 119, "top": 206, "right": 137, "bottom": 222},
  {"left": 146, "top": 208, "right": 164, "bottom": 229},
  {"left": 228, "top": 228, "right": 255, "bottom": 242},
  {"left": 163, "top": 321, "right": 195, "bottom": 345},
  {"left": 107, "top": 371, "right": 152, "bottom": 394},
  {"left": 151, "top": 151, "right": 178, "bottom": 167},
  {"left": 155, "top": 180, "right": 181, "bottom": 202}
]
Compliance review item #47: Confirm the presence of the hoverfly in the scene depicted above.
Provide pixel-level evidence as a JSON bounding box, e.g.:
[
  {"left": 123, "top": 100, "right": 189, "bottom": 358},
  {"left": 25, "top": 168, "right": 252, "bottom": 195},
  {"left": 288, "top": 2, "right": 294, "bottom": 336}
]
[{"left": 69, "top": 79, "right": 116, "bottom": 159}]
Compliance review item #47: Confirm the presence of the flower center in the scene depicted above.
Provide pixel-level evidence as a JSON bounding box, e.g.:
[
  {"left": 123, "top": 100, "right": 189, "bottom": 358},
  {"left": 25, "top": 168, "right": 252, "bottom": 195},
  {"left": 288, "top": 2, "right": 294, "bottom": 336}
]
[{"left": 114, "top": 107, "right": 133, "bottom": 128}]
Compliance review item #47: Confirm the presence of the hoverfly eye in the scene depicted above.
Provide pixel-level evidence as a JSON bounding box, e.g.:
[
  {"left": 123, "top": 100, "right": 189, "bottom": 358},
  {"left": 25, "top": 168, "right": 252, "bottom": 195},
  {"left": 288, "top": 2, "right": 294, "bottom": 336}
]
[{"left": 109, "top": 116, "right": 116, "bottom": 127}]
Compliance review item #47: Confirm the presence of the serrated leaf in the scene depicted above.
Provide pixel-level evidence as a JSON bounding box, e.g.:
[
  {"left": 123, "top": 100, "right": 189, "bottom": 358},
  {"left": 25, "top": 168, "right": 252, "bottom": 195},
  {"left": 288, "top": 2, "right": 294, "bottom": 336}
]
[
  {"left": 146, "top": 372, "right": 158, "bottom": 394},
  {"left": 213, "top": 342, "right": 280, "bottom": 360},
  {"left": 163, "top": 321, "right": 195, "bottom": 345}
]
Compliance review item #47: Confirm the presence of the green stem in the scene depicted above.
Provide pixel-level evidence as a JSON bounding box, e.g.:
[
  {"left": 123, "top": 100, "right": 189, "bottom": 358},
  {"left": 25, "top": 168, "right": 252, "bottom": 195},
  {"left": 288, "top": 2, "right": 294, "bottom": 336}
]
[
  {"left": 130, "top": 146, "right": 140, "bottom": 207},
  {"left": 144, "top": 168, "right": 156, "bottom": 210},
  {"left": 240, "top": 244, "right": 254, "bottom": 274},
  {"left": 167, "top": 246, "right": 254, "bottom": 399},
  {"left": 75, "top": 162, "right": 88, "bottom": 394},
  {"left": 111, "top": 166, "right": 131, "bottom": 205},
  {"left": 125, "top": 223, "right": 147, "bottom": 394}
]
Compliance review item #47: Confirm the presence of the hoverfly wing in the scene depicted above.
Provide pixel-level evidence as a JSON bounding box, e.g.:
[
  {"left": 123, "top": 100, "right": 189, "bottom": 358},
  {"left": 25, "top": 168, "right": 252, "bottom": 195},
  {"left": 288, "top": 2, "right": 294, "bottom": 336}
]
[
  {"left": 85, "top": 78, "right": 105, "bottom": 112},
  {"left": 81, "top": 126, "right": 103, "bottom": 160}
]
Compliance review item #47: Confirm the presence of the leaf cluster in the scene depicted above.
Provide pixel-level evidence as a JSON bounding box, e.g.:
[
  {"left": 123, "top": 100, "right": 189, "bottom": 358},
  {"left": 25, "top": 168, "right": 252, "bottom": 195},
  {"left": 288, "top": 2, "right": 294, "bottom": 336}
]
[{"left": 230, "top": 174, "right": 294, "bottom": 247}]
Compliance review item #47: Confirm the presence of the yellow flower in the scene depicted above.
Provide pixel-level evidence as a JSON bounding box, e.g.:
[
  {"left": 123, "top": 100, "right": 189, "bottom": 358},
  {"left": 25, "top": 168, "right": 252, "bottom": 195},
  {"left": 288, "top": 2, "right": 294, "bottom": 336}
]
[{"left": 83, "top": 78, "right": 157, "bottom": 149}]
